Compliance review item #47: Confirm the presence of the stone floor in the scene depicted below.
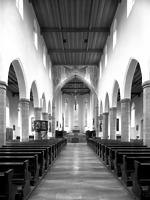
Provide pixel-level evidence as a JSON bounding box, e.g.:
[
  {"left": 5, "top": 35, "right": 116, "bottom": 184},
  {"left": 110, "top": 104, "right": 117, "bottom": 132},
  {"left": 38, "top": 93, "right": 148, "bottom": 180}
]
[{"left": 28, "top": 143, "right": 134, "bottom": 200}]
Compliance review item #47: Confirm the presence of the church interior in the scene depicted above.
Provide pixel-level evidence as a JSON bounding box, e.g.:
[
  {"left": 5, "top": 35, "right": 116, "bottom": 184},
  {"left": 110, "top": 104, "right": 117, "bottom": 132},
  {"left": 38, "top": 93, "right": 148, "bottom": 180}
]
[{"left": 0, "top": 0, "right": 150, "bottom": 199}]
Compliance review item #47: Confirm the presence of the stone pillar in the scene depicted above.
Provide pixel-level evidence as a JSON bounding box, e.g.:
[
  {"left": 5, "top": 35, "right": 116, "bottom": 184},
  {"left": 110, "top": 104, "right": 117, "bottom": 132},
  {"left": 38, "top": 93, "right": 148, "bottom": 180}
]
[
  {"left": 143, "top": 81, "right": 150, "bottom": 146},
  {"left": 0, "top": 81, "right": 6, "bottom": 146},
  {"left": 95, "top": 106, "right": 98, "bottom": 136},
  {"left": 109, "top": 107, "right": 117, "bottom": 140},
  {"left": 121, "top": 98, "right": 131, "bottom": 142},
  {"left": 103, "top": 112, "right": 109, "bottom": 139},
  {"left": 34, "top": 107, "right": 42, "bottom": 120},
  {"left": 52, "top": 106, "right": 55, "bottom": 137},
  {"left": 42, "top": 112, "right": 48, "bottom": 121},
  {"left": 34, "top": 107, "right": 42, "bottom": 140},
  {"left": 20, "top": 98, "right": 30, "bottom": 142}
]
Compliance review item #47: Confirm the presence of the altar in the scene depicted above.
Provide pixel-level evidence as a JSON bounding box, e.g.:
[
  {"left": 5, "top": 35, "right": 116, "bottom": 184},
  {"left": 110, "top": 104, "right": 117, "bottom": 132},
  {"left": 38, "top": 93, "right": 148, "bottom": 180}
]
[
  {"left": 72, "top": 126, "right": 80, "bottom": 136},
  {"left": 72, "top": 129, "right": 80, "bottom": 133}
]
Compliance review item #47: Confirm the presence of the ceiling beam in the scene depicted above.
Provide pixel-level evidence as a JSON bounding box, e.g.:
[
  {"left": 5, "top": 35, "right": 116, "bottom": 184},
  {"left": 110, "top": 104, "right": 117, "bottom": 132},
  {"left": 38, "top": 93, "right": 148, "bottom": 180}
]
[
  {"left": 41, "top": 27, "right": 110, "bottom": 34},
  {"left": 62, "top": 88, "right": 90, "bottom": 90},
  {"left": 48, "top": 49, "right": 103, "bottom": 53},
  {"left": 56, "top": 0, "right": 67, "bottom": 65},
  {"left": 86, "top": 0, "right": 95, "bottom": 52},
  {"left": 62, "top": 92, "right": 90, "bottom": 95}
]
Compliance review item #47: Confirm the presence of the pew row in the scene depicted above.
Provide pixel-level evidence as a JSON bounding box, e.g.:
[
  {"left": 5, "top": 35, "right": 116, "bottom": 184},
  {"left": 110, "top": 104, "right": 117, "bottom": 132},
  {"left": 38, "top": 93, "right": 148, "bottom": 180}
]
[
  {"left": 0, "top": 160, "right": 31, "bottom": 200},
  {"left": 0, "top": 138, "right": 67, "bottom": 200},
  {"left": 131, "top": 161, "right": 150, "bottom": 200},
  {"left": 121, "top": 155, "right": 150, "bottom": 187},
  {"left": 0, "top": 169, "right": 17, "bottom": 200}
]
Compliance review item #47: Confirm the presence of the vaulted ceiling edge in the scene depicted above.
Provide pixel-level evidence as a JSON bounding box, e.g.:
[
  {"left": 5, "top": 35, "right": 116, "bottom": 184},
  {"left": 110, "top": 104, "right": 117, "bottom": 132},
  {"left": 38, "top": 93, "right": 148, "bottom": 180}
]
[{"left": 53, "top": 65, "right": 99, "bottom": 94}]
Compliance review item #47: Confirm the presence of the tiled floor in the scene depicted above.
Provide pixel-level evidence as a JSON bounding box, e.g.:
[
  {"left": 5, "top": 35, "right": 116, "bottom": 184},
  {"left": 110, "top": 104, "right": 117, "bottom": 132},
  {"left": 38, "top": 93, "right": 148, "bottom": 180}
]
[{"left": 28, "top": 143, "right": 134, "bottom": 200}]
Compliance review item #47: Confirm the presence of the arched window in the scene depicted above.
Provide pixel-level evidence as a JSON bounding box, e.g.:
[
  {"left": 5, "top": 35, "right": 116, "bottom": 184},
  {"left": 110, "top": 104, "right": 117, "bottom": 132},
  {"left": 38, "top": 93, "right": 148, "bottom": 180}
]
[
  {"left": 65, "top": 99, "right": 68, "bottom": 127},
  {"left": 127, "top": 0, "right": 135, "bottom": 18},
  {"left": 43, "top": 46, "right": 46, "bottom": 68},
  {"left": 131, "top": 102, "right": 135, "bottom": 127},
  {"left": 84, "top": 99, "right": 88, "bottom": 127},
  {"left": 73, "top": 98, "right": 79, "bottom": 128},
  {"left": 16, "top": 0, "right": 24, "bottom": 19},
  {"left": 100, "top": 62, "right": 102, "bottom": 79},
  {"left": 33, "top": 19, "right": 38, "bottom": 50},
  {"left": 105, "top": 45, "right": 107, "bottom": 67},
  {"left": 113, "top": 19, "right": 117, "bottom": 49}
]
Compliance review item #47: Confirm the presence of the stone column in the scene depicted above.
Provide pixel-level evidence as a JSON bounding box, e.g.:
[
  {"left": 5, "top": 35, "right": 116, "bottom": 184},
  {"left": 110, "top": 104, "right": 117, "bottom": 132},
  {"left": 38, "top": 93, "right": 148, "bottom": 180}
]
[
  {"left": 109, "top": 107, "right": 117, "bottom": 140},
  {"left": 34, "top": 107, "right": 42, "bottom": 140},
  {"left": 143, "top": 81, "right": 150, "bottom": 146},
  {"left": 95, "top": 106, "right": 98, "bottom": 136},
  {"left": 20, "top": 98, "right": 30, "bottom": 142},
  {"left": 52, "top": 106, "right": 55, "bottom": 137},
  {"left": 34, "top": 107, "right": 42, "bottom": 120},
  {"left": 103, "top": 112, "right": 109, "bottom": 139},
  {"left": 121, "top": 98, "right": 131, "bottom": 142},
  {"left": 42, "top": 112, "right": 48, "bottom": 121},
  {"left": 0, "top": 81, "right": 6, "bottom": 146}
]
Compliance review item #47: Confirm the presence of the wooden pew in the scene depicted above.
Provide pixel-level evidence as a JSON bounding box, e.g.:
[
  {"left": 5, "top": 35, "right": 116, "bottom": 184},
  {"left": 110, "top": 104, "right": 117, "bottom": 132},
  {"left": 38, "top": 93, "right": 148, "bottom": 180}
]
[
  {"left": 0, "top": 155, "right": 39, "bottom": 186},
  {"left": 0, "top": 169, "right": 17, "bottom": 200},
  {"left": 0, "top": 151, "right": 44, "bottom": 176},
  {"left": 108, "top": 146, "right": 150, "bottom": 169},
  {"left": 5, "top": 142, "right": 56, "bottom": 162},
  {"left": 102, "top": 143, "right": 145, "bottom": 162},
  {"left": 121, "top": 155, "right": 150, "bottom": 186},
  {"left": 3, "top": 145, "right": 52, "bottom": 165},
  {"left": 113, "top": 151, "right": 150, "bottom": 177},
  {"left": 0, "top": 160, "right": 31, "bottom": 200},
  {"left": 5, "top": 138, "right": 67, "bottom": 164},
  {"left": 0, "top": 147, "right": 49, "bottom": 170},
  {"left": 131, "top": 161, "right": 150, "bottom": 200}
]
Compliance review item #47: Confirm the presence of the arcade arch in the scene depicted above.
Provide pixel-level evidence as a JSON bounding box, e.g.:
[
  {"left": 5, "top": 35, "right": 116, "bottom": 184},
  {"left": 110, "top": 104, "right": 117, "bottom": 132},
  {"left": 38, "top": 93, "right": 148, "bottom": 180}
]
[
  {"left": 52, "top": 74, "right": 98, "bottom": 136},
  {"left": 6, "top": 59, "right": 28, "bottom": 143}
]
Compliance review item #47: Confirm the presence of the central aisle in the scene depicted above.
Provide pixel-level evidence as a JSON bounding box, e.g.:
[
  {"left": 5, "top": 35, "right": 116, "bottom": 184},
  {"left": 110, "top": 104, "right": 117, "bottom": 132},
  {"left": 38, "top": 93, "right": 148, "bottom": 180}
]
[{"left": 28, "top": 143, "right": 134, "bottom": 200}]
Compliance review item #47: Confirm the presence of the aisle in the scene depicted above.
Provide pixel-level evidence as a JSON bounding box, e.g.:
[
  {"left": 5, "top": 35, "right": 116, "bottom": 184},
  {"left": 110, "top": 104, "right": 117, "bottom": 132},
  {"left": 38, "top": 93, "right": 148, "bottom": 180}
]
[{"left": 28, "top": 143, "right": 134, "bottom": 200}]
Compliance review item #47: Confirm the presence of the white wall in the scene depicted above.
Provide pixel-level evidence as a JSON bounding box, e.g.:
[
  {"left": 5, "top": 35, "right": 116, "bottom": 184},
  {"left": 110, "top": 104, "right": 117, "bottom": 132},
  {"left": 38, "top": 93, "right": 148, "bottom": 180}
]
[
  {"left": 0, "top": 0, "right": 53, "bottom": 109},
  {"left": 98, "top": 0, "right": 150, "bottom": 107}
]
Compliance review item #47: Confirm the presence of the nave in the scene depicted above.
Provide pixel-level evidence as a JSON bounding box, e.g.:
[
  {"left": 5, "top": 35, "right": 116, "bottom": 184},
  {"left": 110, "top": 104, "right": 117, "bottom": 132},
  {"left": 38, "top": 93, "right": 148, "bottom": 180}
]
[{"left": 28, "top": 143, "right": 134, "bottom": 200}]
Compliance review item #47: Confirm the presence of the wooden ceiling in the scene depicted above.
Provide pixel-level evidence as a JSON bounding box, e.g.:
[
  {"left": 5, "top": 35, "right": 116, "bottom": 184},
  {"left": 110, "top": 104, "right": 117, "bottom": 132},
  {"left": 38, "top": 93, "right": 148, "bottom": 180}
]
[{"left": 29, "top": 0, "right": 121, "bottom": 66}]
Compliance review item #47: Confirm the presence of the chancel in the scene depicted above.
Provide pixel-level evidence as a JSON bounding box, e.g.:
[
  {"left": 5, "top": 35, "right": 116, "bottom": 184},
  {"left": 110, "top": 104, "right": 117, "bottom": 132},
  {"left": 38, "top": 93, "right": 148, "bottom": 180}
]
[{"left": 0, "top": 0, "right": 150, "bottom": 199}]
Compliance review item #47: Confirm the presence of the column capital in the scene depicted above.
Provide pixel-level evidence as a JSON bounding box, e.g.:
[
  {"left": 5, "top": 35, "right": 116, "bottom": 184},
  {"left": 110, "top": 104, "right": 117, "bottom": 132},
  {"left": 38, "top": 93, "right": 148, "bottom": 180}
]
[
  {"left": 34, "top": 107, "right": 42, "bottom": 110},
  {"left": 120, "top": 98, "right": 131, "bottom": 103},
  {"left": 19, "top": 98, "right": 30, "bottom": 103},
  {"left": 42, "top": 112, "right": 48, "bottom": 114},
  {"left": 142, "top": 80, "right": 150, "bottom": 89},
  {"left": 109, "top": 107, "right": 117, "bottom": 111},
  {"left": 0, "top": 81, "right": 7, "bottom": 90},
  {"left": 103, "top": 112, "right": 109, "bottom": 116}
]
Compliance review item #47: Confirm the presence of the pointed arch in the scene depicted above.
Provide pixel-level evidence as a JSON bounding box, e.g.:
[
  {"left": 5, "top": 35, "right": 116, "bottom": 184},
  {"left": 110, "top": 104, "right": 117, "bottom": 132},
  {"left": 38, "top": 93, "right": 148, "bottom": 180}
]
[
  {"left": 41, "top": 93, "right": 46, "bottom": 112},
  {"left": 30, "top": 80, "right": 39, "bottom": 107},
  {"left": 52, "top": 74, "right": 97, "bottom": 107},
  {"left": 111, "top": 80, "right": 120, "bottom": 107},
  {"left": 123, "top": 58, "right": 142, "bottom": 99},
  {"left": 48, "top": 100, "right": 51, "bottom": 114},
  {"left": 100, "top": 100, "right": 103, "bottom": 114},
  {"left": 104, "top": 93, "right": 110, "bottom": 113},
  {"left": 10, "top": 59, "right": 27, "bottom": 98}
]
